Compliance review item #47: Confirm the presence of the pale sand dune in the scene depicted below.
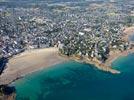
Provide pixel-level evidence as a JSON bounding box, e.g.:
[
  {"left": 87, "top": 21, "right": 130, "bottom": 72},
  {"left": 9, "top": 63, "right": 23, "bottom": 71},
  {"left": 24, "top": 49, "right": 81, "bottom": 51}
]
[{"left": 0, "top": 47, "right": 67, "bottom": 85}]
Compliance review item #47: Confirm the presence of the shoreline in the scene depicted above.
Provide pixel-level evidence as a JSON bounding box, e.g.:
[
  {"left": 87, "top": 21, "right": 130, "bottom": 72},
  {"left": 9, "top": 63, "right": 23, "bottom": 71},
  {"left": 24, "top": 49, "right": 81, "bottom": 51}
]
[
  {"left": 59, "top": 53, "right": 120, "bottom": 74},
  {"left": 0, "top": 26, "right": 134, "bottom": 85},
  {"left": 59, "top": 26, "right": 134, "bottom": 74},
  {"left": 122, "top": 26, "right": 134, "bottom": 41},
  {"left": 0, "top": 47, "right": 68, "bottom": 85},
  {"left": 64, "top": 48, "right": 134, "bottom": 74},
  {"left": 105, "top": 48, "right": 134, "bottom": 66},
  {"left": 0, "top": 48, "right": 133, "bottom": 85}
]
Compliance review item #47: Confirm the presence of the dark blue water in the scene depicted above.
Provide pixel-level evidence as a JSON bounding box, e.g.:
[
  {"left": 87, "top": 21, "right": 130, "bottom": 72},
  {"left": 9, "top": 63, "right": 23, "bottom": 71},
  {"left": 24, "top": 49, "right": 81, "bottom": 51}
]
[{"left": 14, "top": 53, "right": 134, "bottom": 100}]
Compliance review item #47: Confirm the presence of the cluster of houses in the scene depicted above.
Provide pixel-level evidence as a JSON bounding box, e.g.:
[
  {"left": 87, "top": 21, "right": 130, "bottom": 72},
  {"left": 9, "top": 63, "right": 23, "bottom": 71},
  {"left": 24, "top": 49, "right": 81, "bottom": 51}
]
[
  {"left": 57, "top": 2, "right": 133, "bottom": 62},
  {"left": 0, "top": 1, "right": 134, "bottom": 62}
]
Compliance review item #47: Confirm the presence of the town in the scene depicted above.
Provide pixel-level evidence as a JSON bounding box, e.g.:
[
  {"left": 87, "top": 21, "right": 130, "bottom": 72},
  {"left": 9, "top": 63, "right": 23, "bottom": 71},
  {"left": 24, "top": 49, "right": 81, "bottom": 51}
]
[
  {"left": 0, "top": 0, "right": 134, "bottom": 71},
  {"left": 0, "top": 0, "right": 134, "bottom": 99}
]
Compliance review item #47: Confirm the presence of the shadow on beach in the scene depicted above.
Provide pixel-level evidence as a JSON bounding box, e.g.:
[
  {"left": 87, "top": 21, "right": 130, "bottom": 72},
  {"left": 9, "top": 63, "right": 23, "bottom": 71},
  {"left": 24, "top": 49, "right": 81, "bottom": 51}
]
[{"left": 0, "top": 57, "right": 8, "bottom": 75}]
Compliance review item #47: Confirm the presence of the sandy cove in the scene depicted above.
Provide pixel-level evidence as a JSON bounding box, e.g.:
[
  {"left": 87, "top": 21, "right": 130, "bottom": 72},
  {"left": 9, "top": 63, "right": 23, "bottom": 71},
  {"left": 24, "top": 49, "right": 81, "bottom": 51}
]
[
  {"left": 0, "top": 47, "right": 120, "bottom": 86},
  {"left": 105, "top": 26, "right": 134, "bottom": 72},
  {"left": 0, "top": 47, "right": 67, "bottom": 85},
  {"left": 105, "top": 48, "right": 134, "bottom": 66},
  {"left": 0, "top": 27, "right": 134, "bottom": 85},
  {"left": 101, "top": 26, "right": 134, "bottom": 73},
  {"left": 60, "top": 26, "right": 134, "bottom": 74}
]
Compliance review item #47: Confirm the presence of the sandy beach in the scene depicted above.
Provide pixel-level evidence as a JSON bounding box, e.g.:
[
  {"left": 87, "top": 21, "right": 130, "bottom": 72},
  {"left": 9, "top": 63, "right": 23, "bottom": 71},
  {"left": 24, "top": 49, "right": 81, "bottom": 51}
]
[
  {"left": 104, "top": 26, "right": 134, "bottom": 72},
  {"left": 106, "top": 48, "right": 134, "bottom": 66},
  {"left": 123, "top": 26, "right": 134, "bottom": 41},
  {"left": 0, "top": 26, "right": 134, "bottom": 85},
  {"left": 0, "top": 47, "right": 67, "bottom": 85},
  {"left": 107, "top": 26, "right": 134, "bottom": 64},
  {"left": 71, "top": 26, "right": 134, "bottom": 74}
]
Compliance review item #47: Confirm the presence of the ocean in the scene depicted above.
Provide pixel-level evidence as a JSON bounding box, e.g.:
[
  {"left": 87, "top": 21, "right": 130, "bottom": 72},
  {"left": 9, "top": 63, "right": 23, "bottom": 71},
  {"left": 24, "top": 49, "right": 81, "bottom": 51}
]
[{"left": 14, "top": 53, "right": 134, "bottom": 100}]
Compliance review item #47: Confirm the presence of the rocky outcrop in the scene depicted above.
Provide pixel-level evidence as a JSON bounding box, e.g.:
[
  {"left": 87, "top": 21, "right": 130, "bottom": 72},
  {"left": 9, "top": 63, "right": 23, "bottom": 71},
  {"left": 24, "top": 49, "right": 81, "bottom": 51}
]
[{"left": 0, "top": 85, "right": 16, "bottom": 100}]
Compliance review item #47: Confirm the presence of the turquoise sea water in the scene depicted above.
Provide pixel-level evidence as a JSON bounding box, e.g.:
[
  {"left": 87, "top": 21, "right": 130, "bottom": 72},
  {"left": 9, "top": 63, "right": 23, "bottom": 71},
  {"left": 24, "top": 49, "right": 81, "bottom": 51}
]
[{"left": 14, "top": 53, "right": 134, "bottom": 100}]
